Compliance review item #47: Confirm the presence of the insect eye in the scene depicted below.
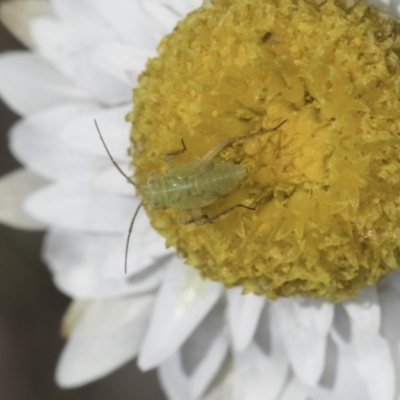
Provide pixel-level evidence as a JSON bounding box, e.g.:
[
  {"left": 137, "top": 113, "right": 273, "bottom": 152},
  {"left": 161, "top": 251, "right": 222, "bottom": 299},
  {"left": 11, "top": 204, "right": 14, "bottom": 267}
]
[
  {"left": 151, "top": 200, "right": 159, "bottom": 207},
  {"left": 148, "top": 180, "right": 154, "bottom": 186}
]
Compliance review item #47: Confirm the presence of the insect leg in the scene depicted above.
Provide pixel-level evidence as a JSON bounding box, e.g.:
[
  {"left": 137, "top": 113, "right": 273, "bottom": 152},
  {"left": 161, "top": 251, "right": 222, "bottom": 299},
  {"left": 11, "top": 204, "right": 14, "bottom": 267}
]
[
  {"left": 181, "top": 210, "right": 189, "bottom": 225},
  {"left": 191, "top": 208, "right": 207, "bottom": 225},
  {"left": 204, "top": 204, "right": 255, "bottom": 223},
  {"left": 201, "top": 119, "right": 287, "bottom": 162},
  {"left": 180, "top": 209, "right": 208, "bottom": 225},
  {"left": 164, "top": 139, "right": 187, "bottom": 167}
]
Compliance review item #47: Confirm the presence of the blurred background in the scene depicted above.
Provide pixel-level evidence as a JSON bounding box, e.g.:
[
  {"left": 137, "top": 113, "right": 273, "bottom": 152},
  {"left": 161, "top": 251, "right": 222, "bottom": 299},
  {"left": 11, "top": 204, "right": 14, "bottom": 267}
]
[{"left": 0, "top": 4, "right": 166, "bottom": 400}]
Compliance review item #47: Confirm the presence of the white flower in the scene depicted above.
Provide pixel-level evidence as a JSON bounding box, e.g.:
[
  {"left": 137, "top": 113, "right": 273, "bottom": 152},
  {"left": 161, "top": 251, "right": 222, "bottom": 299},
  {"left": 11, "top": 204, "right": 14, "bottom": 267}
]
[{"left": 1, "top": 0, "right": 400, "bottom": 399}]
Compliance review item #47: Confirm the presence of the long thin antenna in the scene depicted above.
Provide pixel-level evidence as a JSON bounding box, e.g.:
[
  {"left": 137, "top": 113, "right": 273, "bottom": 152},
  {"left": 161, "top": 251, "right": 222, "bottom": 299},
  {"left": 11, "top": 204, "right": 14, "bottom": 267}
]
[
  {"left": 125, "top": 202, "right": 144, "bottom": 274},
  {"left": 94, "top": 119, "right": 141, "bottom": 188},
  {"left": 94, "top": 120, "right": 146, "bottom": 274}
]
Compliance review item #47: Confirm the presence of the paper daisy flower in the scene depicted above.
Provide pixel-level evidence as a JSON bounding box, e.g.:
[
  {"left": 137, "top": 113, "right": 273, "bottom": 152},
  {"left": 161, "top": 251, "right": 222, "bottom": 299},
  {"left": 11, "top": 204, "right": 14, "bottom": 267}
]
[{"left": 2, "top": 0, "right": 400, "bottom": 399}]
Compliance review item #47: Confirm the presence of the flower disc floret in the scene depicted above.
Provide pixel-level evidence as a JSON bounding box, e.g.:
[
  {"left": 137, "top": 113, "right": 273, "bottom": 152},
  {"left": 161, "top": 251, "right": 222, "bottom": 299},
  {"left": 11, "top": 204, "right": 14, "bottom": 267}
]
[{"left": 130, "top": 0, "right": 400, "bottom": 301}]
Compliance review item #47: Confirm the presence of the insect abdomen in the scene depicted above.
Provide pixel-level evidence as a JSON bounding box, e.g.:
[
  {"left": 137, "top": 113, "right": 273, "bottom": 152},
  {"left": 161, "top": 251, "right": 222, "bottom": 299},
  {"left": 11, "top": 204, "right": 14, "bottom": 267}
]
[
  {"left": 196, "top": 160, "right": 245, "bottom": 198},
  {"left": 158, "top": 160, "right": 246, "bottom": 210}
]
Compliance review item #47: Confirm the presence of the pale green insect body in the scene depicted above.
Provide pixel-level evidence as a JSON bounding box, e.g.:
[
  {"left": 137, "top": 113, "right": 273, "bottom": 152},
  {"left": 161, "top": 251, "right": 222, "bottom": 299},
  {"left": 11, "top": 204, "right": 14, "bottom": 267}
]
[
  {"left": 95, "top": 119, "right": 286, "bottom": 271},
  {"left": 143, "top": 160, "right": 247, "bottom": 210}
]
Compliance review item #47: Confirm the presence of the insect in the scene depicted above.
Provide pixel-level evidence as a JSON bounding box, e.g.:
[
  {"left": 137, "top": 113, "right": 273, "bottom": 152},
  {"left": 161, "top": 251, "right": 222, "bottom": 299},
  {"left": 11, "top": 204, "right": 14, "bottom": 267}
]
[{"left": 95, "top": 119, "right": 287, "bottom": 272}]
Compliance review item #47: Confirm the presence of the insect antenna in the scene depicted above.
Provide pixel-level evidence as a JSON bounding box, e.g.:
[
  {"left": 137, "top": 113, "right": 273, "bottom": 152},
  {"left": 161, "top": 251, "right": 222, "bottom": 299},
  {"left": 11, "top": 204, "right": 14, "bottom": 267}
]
[
  {"left": 125, "top": 201, "right": 145, "bottom": 274},
  {"left": 94, "top": 119, "right": 144, "bottom": 188},
  {"left": 94, "top": 119, "right": 147, "bottom": 274}
]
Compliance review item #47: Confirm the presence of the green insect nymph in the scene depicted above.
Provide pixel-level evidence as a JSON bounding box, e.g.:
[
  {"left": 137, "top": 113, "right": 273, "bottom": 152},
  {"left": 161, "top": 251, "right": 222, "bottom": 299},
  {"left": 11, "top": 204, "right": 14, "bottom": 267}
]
[
  {"left": 143, "top": 160, "right": 246, "bottom": 211},
  {"left": 95, "top": 119, "right": 287, "bottom": 272}
]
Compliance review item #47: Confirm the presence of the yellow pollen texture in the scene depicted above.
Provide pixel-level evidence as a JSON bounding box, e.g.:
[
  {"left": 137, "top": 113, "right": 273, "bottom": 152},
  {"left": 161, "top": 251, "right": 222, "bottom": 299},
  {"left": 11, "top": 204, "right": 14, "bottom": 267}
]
[{"left": 130, "top": 0, "right": 400, "bottom": 301}]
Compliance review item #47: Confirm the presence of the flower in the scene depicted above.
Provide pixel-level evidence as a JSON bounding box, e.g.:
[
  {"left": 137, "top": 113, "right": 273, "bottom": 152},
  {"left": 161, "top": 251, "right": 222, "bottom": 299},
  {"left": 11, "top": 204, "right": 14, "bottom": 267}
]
[
  {"left": 133, "top": 0, "right": 400, "bottom": 302},
  {"left": 1, "top": 0, "right": 400, "bottom": 400}
]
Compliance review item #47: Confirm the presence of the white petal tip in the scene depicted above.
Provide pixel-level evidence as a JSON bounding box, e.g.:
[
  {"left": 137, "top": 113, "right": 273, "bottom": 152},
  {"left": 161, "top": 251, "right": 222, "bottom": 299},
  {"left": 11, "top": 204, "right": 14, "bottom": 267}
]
[
  {"left": 0, "top": 169, "right": 48, "bottom": 230},
  {"left": 0, "top": 1, "right": 53, "bottom": 48},
  {"left": 136, "top": 361, "right": 151, "bottom": 372},
  {"left": 137, "top": 353, "right": 158, "bottom": 372}
]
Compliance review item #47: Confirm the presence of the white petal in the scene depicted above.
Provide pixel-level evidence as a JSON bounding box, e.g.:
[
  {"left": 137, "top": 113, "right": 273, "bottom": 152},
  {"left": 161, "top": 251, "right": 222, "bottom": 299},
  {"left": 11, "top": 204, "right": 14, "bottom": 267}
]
[
  {"left": 160, "top": 300, "right": 229, "bottom": 400},
  {"left": 182, "top": 301, "right": 229, "bottom": 399},
  {"left": 278, "top": 376, "right": 309, "bottom": 400},
  {"left": 126, "top": 70, "right": 141, "bottom": 87},
  {"left": 58, "top": 104, "right": 132, "bottom": 161},
  {"left": 26, "top": 181, "right": 137, "bottom": 233},
  {"left": 101, "top": 208, "right": 173, "bottom": 278},
  {"left": 201, "top": 357, "right": 233, "bottom": 400},
  {"left": 383, "top": 271, "right": 400, "bottom": 297},
  {"left": 159, "top": 354, "right": 190, "bottom": 400},
  {"left": 333, "top": 330, "right": 395, "bottom": 400},
  {"left": 138, "top": 260, "right": 223, "bottom": 370},
  {"left": 51, "top": 0, "right": 116, "bottom": 41},
  {"left": 30, "top": 17, "right": 131, "bottom": 105},
  {"left": 365, "top": 0, "right": 400, "bottom": 18},
  {"left": 0, "top": 0, "right": 53, "bottom": 48},
  {"left": 379, "top": 282, "right": 400, "bottom": 400},
  {"left": 233, "top": 304, "right": 289, "bottom": 400},
  {"left": 9, "top": 104, "right": 108, "bottom": 181},
  {"left": 56, "top": 294, "right": 154, "bottom": 387},
  {"left": 89, "top": 0, "right": 157, "bottom": 48},
  {"left": 312, "top": 338, "right": 370, "bottom": 400},
  {"left": 333, "top": 299, "right": 395, "bottom": 400},
  {"left": 89, "top": 42, "right": 156, "bottom": 85},
  {"left": 92, "top": 164, "right": 135, "bottom": 195},
  {"left": 389, "top": 343, "right": 400, "bottom": 400},
  {"left": 159, "top": 356, "right": 234, "bottom": 400},
  {"left": 273, "top": 298, "right": 334, "bottom": 386},
  {"left": 331, "top": 304, "right": 351, "bottom": 344},
  {"left": 342, "top": 285, "right": 380, "bottom": 333},
  {"left": 164, "top": 0, "right": 203, "bottom": 16},
  {"left": 139, "top": 0, "right": 201, "bottom": 18},
  {"left": 0, "top": 51, "right": 89, "bottom": 115},
  {"left": 188, "top": 0, "right": 204, "bottom": 8},
  {"left": 0, "top": 169, "right": 47, "bottom": 230},
  {"left": 139, "top": 1, "right": 181, "bottom": 41},
  {"left": 44, "top": 228, "right": 169, "bottom": 299},
  {"left": 334, "top": 286, "right": 395, "bottom": 400},
  {"left": 233, "top": 344, "right": 285, "bottom": 400},
  {"left": 226, "top": 286, "right": 265, "bottom": 352},
  {"left": 379, "top": 281, "right": 400, "bottom": 342}
]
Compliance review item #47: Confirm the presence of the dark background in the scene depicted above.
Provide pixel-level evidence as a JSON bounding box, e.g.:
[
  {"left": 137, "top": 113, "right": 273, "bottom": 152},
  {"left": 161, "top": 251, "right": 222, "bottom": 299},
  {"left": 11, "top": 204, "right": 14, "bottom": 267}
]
[{"left": 0, "top": 6, "right": 166, "bottom": 400}]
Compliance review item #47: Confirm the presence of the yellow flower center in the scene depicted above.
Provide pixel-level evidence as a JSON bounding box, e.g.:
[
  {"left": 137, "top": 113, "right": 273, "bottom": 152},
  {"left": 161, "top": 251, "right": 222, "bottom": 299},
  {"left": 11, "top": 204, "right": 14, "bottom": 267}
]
[{"left": 129, "top": 0, "right": 400, "bottom": 302}]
